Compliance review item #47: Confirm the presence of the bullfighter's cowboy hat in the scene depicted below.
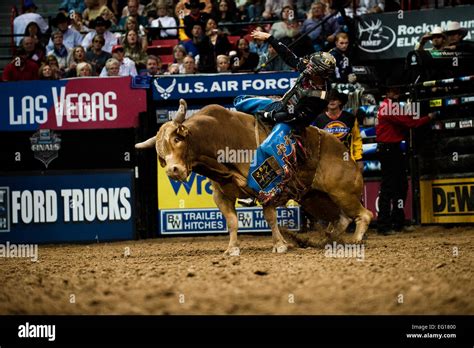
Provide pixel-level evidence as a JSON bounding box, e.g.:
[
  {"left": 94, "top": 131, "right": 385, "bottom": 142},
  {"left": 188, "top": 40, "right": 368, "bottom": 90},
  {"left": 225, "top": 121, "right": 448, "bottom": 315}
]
[
  {"left": 444, "top": 21, "right": 468, "bottom": 38},
  {"left": 426, "top": 26, "right": 446, "bottom": 39}
]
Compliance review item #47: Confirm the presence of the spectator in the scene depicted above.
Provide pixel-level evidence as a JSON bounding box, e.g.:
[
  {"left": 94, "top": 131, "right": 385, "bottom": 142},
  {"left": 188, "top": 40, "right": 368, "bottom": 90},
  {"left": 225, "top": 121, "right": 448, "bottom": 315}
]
[
  {"left": 83, "top": 0, "right": 111, "bottom": 26},
  {"left": 231, "top": 38, "right": 259, "bottom": 72},
  {"left": 183, "top": 0, "right": 211, "bottom": 40},
  {"left": 47, "top": 13, "right": 84, "bottom": 51},
  {"left": 2, "top": 48, "right": 39, "bottom": 81},
  {"left": 47, "top": 31, "right": 71, "bottom": 72},
  {"left": 143, "top": 55, "right": 165, "bottom": 75},
  {"left": 122, "top": 30, "right": 147, "bottom": 69},
  {"left": 100, "top": 45, "right": 137, "bottom": 76},
  {"left": 329, "top": 32, "right": 356, "bottom": 84},
  {"left": 212, "top": 0, "right": 239, "bottom": 35},
  {"left": 100, "top": 6, "right": 119, "bottom": 28},
  {"left": 85, "top": 34, "right": 112, "bottom": 74},
  {"left": 444, "top": 21, "right": 474, "bottom": 53},
  {"left": 70, "top": 12, "right": 90, "bottom": 33},
  {"left": 121, "top": 0, "right": 145, "bottom": 17},
  {"left": 121, "top": 16, "right": 148, "bottom": 49},
  {"left": 13, "top": 0, "right": 48, "bottom": 46},
  {"left": 66, "top": 46, "right": 88, "bottom": 77},
  {"left": 259, "top": 43, "right": 292, "bottom": 71},
  {"left": 312, "top": 90, "right": 363, "bottom": 167},
  {"left": 182, "top": 24, "right": 203, "bottom": 58},
  {"left": 249, "top": 26, "right": 269, "bottom": 56},
  {"left": 182, "top": 55, "right": 197, "bottom": 74},
  {"left": 300, "top": 2, "right": 340, "bottom": 51},
  {"left": 21, "top": 36, "right": 45, "bottom": 67},
  {"left": 82, "top": 16, "right": 118, "bottom": 53},
  {"left": 344, "top": 0, "right": 385, "bottom": 17},
  {"left": 216, "top": 54, "right": 231, "bottom": 72},
  {"left": 45, "top": 55, "right": 63, "bottom": 78},
  {"left": 262, "top": 0, "right": 291, "bottom": 20},
  {"left": 59, "top": 0, "right": 86, "bottom": 14},
  {"left": 415, "top": 26, "right": 446, "bottom": 52},
  {"left": 103, "top": 57, "right": 121, "bottom": 76},
  {"left": 295, "top": 0, "right": 312, "bottom": 19},
  {"left": 76, "top": 62, "right": 93, "bottom": 76},
  {"left": 173, "top": 44, "right": 188, "bottom": 73},
  {"left": 197, "top": 18, "right": 232, "bottom": 72},
  {"left": 375, "top": 82, "right": 435, "bottom": 235},
  {"left": 247, "top": 0, "right": 264, "bottom": 21},
  {"left": 24, "top": 22, "right": 48, "bottom": 47},
  {"left": 166, "top": 62, "right": 180, "bottom": 74},
  {"left": 119, "top": 0, "right": 148, "bottom": 28},
  {"left": 270, "top": 5, "right": 299, "bottom": 40},
  {"left": 151, "top": 0, "right": 178, "bottom": 38},
  {"left": 38, "top": 63, "right": 59, "bottom": 80}
]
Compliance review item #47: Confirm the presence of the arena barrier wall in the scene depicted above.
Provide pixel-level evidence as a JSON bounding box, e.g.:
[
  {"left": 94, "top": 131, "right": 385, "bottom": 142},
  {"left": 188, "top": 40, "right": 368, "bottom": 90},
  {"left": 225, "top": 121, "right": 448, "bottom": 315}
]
[
  {"left": 0, "top": 77, "right": 147, "bottom": 243},
  {"left": 156, "top": 165, "right": 300, "bottom": 235},
  {"left": 419, "top": 175, "right": 474, "bottom": 224}
]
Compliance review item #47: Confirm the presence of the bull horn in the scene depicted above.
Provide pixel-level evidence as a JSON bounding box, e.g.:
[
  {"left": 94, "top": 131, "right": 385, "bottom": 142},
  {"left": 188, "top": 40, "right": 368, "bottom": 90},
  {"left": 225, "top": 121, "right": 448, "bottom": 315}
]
[
  {"left": 135, "top": 136, "right": 156, "bottom": 149},
  {"left": 174, "top": 99, "right": 187, "bottom": 124}
]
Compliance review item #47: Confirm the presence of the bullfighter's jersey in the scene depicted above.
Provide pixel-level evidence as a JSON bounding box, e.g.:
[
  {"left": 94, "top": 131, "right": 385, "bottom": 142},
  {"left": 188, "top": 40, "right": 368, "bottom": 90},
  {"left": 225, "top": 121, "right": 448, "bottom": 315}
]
[{"left": 312, "top": 110, "right": 363, "bottom": 161}]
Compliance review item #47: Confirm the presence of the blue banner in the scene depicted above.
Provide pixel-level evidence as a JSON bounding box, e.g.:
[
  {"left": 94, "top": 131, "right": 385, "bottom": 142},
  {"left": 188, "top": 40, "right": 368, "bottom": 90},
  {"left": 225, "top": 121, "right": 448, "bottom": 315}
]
[
  {"left": 160, "top": 206, "right": 300, "bottom": 235},
  {"left": 152, "top": 71, "right": 298, "bottom": 101},
  {"left": 0, "top": 170, "right": 135, "bottom": 243}
]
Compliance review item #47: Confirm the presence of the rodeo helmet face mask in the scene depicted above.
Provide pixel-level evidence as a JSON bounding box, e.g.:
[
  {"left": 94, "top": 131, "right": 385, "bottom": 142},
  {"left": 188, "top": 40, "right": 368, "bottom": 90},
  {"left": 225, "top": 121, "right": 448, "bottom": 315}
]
[{"left": 303, "top": 52, "right": 336, "bottom": 78}]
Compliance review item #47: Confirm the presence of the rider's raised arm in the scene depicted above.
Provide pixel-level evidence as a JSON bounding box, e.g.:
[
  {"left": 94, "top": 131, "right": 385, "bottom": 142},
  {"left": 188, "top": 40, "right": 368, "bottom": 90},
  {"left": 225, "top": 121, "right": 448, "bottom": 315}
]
[
  {"left": 250, "top": 30, "right": 303, "bottom": 71},
  {"left": 266, "top": 36, "right": 302, "bottom": 71}
]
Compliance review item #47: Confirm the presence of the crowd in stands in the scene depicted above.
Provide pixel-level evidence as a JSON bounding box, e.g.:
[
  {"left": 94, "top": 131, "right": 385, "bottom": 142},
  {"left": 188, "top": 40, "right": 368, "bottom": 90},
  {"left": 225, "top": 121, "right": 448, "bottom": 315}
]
[{"left": 3, "top": 0, "right": 473, "bottom": 82}]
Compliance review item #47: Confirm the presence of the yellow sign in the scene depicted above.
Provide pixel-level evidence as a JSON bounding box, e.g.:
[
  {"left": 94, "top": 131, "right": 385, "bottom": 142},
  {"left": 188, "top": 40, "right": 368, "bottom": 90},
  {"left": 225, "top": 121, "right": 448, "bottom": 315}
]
[
  {"left": 157, "top": 164, "right": 216, "bottom": 209},
  {"left": 429, "top": 99, "right": 442, "bottom": 107},
  {"left": 420, "top": 177, "right": 474, "bottom": 223}
]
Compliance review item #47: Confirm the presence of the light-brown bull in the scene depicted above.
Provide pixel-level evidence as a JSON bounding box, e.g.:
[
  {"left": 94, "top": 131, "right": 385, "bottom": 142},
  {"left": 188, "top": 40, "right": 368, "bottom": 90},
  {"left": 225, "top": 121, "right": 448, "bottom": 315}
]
[{"left": 136, "top": 99, "right": 373, "bottom": 255}]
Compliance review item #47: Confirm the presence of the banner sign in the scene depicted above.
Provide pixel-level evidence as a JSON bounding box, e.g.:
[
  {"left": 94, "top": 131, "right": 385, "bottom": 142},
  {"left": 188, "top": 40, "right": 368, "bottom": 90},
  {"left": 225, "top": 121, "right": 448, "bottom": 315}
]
[
  {"left": 0, "top": 77, "right": 146, "bottom": 132},
  {"left": 157, "top": 165, "right": 300, "bottom": 234},
  {"left": 357, "top": 6, "right": 474, "bottom": 60},
  {"left": 152, "top": 71, "right": 298, "bottom": 101},
  {"left": 362, "top": 179, "right": 413, "bottom": 221},
  {"left": 0, "top": 170, "right": 135, "bottom": 243},
  {"left": 160, "top": 207, "right": 300, "bottom": 234},
  {"left": 420, "top": 177, "right": 474, "bottom": 223}
]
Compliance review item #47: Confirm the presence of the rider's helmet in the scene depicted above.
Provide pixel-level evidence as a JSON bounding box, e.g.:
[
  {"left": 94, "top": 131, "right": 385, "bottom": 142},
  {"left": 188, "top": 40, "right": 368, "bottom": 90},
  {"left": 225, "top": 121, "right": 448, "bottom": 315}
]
[{"left": 303, "top": 52, "right": 336, "bottom": 78}]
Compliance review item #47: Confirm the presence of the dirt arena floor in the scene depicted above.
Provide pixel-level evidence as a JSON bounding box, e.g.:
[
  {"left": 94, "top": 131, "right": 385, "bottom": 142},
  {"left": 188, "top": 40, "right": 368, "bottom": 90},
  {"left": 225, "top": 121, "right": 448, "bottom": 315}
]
[{"left": 0, "top": 225, "right": 473, "bottom": 315}]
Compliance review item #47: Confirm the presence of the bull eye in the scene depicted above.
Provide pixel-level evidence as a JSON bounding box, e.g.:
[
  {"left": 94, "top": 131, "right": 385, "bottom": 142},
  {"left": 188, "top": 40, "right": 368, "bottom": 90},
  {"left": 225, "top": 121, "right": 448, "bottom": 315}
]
[{"left": 174, "top": 137, "right": 181, "bottom": 143}]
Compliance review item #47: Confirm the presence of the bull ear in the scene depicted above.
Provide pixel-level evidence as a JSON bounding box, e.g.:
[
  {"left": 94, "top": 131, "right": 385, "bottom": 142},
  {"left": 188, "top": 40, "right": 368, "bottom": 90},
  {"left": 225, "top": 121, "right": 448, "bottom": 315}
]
[
  {"left": 176, "top": 125, "right": 189, "bottom": 138},
  {"left": 158, "top": 157, "right": 166, "bottom": 168},
  {"left": 174, "top": 99, "right": 187, "bottom": 124},
  {"left": 135, "top": 136, "right": 156, "bottom": 149}
]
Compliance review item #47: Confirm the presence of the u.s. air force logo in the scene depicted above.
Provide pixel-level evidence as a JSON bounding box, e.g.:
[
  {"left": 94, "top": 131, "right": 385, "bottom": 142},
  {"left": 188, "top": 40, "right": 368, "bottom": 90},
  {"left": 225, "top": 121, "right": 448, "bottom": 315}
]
[
  {"left": 154, "top": 78, "right": 177, "bottom": 100},
  {"left": 358, "top": 19, "right": 396, "bottom": 53},
  {"left": 324, "top": 121, "right": 350, "bottom": 139},
  {"left": 30, "top": 129, "right": 61, "bottom": 168}
]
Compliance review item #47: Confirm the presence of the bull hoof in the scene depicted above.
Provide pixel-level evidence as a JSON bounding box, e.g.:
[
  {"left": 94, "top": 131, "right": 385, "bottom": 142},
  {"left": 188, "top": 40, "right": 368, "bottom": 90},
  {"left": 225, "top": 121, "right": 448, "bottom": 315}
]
[
  {"left": 350, "top": 237, "right": 365, "bottom": 245},
  {"left": 224, "top": 247, "right": 240, "bottom": 256},
  {"left": 272, "top": 243, "right": 288, "bottom": 254}
]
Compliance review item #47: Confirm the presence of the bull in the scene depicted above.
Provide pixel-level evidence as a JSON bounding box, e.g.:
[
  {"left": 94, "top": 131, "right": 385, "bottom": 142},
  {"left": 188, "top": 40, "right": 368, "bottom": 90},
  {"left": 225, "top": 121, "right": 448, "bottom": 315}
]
[{"left": 136, "top": 99, "right": 373, "bottom": 255}]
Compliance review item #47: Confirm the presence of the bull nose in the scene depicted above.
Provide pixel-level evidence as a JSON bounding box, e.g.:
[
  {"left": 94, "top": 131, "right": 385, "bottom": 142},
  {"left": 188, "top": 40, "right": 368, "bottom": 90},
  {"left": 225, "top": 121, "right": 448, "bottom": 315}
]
[{"left": 171, "top": 166, "right": 180, "bottom": 175}]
